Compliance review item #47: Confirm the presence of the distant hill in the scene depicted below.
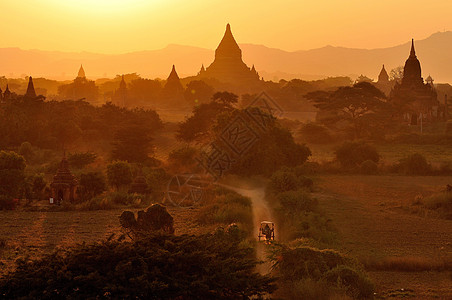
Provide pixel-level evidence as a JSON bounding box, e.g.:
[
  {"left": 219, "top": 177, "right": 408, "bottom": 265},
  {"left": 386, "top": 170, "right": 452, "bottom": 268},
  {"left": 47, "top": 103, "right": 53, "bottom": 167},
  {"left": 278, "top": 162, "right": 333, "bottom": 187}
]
[{"left": 1, "top": 31, "right": 451, "bottom": 83}]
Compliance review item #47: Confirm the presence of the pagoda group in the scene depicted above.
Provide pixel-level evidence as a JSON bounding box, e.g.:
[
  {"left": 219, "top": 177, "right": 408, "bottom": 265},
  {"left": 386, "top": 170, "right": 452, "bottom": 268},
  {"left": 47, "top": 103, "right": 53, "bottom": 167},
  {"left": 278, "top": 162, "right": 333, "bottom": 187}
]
[{"left": 0, "top": 24, "right": 448, "bottom": 123}]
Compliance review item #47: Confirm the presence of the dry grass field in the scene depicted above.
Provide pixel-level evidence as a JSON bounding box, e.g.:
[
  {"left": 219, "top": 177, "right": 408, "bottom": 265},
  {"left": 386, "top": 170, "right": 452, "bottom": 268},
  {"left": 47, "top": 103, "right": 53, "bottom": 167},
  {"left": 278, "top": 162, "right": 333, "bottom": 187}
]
[
  {"left": 314, "top": 174, "right": 452, "bottom": 298},
  {"left": 0, "top": 205, "right": 213, "bottom": 278}
]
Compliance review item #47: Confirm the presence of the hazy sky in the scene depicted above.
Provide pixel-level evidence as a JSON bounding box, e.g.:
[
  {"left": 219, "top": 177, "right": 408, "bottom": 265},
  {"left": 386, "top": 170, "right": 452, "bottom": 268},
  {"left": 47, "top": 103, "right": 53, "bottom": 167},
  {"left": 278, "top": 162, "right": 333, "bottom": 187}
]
[{"left": 1, "top": 0, "right": 450, "bottom": 53}]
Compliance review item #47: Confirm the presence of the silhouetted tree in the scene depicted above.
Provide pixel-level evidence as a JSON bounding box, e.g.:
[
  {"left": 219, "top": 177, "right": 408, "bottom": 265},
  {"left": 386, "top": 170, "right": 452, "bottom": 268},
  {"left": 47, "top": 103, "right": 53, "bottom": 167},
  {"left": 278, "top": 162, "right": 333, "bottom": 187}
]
[
  {"left": 0, "top": 151, "right": 26, "bottom": 198},
  {"left": 212, "top": 91, "right": 238, "bottom": 107},
  {"left": 107, "top": 161, "right": 133, "bottom": 190},
  {"left": 184, "top": 80, "right": 215, "bottom": 106},
  {"left": 67, "top": 152, "right": 97, "bottom": 169},
  {"left": 111, "top": 124, "right": 153, "bottom": 163},
  {"left": 389, "top": 66, "right": 404, "bottom": 82},
  {"left": 306, "top": 82, "right": 388, "bottom": 139},
  {"left": 78, "top": 172, "right": 106, "bottom": 201}
]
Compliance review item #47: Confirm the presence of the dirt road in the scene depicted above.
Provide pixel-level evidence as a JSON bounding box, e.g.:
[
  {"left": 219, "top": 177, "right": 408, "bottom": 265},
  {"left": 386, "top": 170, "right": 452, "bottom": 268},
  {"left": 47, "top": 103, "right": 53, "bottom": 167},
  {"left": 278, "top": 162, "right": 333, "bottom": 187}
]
[{"left": 220, "top": 184, "right": 275, "bottom": 275}]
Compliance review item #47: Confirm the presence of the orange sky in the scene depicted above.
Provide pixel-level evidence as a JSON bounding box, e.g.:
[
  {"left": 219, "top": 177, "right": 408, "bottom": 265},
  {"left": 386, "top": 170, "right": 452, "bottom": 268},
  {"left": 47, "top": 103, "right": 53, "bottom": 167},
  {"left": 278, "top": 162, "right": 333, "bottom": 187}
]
[{"left": 0, "top": 0, "right": 451, "bottom": 53}]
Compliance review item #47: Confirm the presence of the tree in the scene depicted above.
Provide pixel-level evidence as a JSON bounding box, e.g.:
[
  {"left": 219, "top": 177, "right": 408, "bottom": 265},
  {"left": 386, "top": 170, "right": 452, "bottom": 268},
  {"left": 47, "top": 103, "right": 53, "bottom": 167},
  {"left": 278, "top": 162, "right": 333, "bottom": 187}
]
[
  {"left": 184, "top": 80, "right": 215, "bottom": 106},
  {"left": 176, "top": 102, "right": 226, "bottom": 143},
  {"left": 67, "top": 152, "right": 97, "bottom": 169},
  {"left": 335, "top": 141, "right": 380, "bottom": 168},
  {"left": 389, "top": 66, "right": 404, "bottom": 82},
  {"left": 306, "top": 82, "right": 389, "bottom": 139},
  {"left": 107, "top": 161, "right": 133, "bottom": 190},
  {"left": 0, "top": 151, "right": 26, "bottom": 198},
  {"left": 23, "top": 173, "right": 47, "bottom": 201},
  {"left": 212, "top": 91, "right": 238, "bottom": 107},
  {"left": 111, "top": 124, "right": 153, "bottom": 163},
  {"left": 78, "top": 172, "right": 106, "bottom": 201}
]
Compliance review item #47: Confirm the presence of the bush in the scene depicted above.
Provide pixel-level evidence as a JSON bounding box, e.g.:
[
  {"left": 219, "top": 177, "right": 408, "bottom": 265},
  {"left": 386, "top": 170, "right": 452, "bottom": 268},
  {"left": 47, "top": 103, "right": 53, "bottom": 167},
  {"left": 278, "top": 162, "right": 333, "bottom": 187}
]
[
  {"left": 397, "top": 153, "right": 431, "bottom": 175},
  {"left": 271, "top": 245, "right": 373, "bottom": 299},
  {"left": 299, "top": 123, "right": 335, "bottom": 144},
  {"left": 417, "top": 192, "right": 452, "bottom": 219},
  {"left": 0, "top": 232, "right": 276, "bottom": 299},
  {"left": 120, "top": 204, "right": 174, "bottom": 235},
  {"left": 323, "top": 265, "right": 374, "bottom": 299},
  {"left": 196, "top": 190, "right": 253, "bottom": 229},
  {"left": 335, "top": 141, "right": 379, "bottom": 168},
  {"left": 360, "top": 160, "right": 378, "bottom": 175},
  {"left": 109, "top": 191, "right": 141, "bottom": 205},
  {"left": 269, "top": 169, "right": 313, "bottom": 194},
  {"left": 77, "top": 196, "right": 114, "bottom": 211},
  {"left": 276, "top": 190, "right": 318, "bottom": 214}
]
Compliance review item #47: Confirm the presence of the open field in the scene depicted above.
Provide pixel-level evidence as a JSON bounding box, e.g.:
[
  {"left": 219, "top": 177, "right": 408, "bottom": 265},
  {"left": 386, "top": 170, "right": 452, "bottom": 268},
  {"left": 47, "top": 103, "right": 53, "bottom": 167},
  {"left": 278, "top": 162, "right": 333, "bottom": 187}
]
[
  {"left": 0, "top": 205, "right": 214, "bottom": 277},
  {"left": 314, "top": 174, "right": 452, "bottom": 298},
  {"left": 308, "top": 143, "right": 452, "bottom": 165}
]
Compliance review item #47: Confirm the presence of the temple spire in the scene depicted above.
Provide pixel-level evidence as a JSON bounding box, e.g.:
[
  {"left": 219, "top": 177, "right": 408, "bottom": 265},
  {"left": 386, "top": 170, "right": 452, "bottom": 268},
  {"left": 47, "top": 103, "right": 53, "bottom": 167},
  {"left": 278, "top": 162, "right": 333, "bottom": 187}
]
[
  {"left": 215, "top": 23, "right": 242, "bottom": 60},
  {"left": 167, "top": 65, "right": 180, "bottom": 81},
  {"left": 378, "top": 64, "right": 389, "bottom": 82},
  {"left": 24, "top": 76, "right": 37, "bottom": 99},
  {"left": 77, "top": 64, "right": 86, "bottom": 78},
  {"left": 119, "top": 75, "right": 126, "bottom": 89},
  {"left": 410, "top": 39, "right": 416, "bottom": 58}
]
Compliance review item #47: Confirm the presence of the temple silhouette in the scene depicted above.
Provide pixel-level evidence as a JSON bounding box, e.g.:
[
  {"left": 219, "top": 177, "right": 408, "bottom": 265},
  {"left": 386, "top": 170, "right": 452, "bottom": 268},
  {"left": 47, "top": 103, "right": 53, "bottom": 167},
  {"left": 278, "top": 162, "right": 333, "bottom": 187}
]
[
  {"left": 195, "top": 24, "right": 262, "bottom": 92},
  {"left": 390, "top": 39, "right": 440, "bottom": 124}
]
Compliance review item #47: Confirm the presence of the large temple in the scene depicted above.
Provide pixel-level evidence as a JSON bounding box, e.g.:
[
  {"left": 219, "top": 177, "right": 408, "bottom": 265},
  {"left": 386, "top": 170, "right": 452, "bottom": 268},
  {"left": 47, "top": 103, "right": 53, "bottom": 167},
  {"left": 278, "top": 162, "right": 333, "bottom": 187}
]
[
  {"left": 196, "top": 24, "right": 261, "bottom": 91},
  {"left": 390, "top": 39, "right": 439, "bottom": 124}
]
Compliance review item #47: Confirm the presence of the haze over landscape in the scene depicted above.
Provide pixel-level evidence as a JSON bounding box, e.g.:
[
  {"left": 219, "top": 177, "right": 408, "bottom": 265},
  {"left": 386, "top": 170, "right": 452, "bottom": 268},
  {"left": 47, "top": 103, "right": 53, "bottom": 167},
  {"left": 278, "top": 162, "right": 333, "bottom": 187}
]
[
  {"left": 2, "top": 31, "right": 452, "bottom": 82},
  {"left": 0, "top": 1, "right": 451, "bottom": 299},
  {"left": 1, "top": 1, "right": 452, "bottom": 82}
]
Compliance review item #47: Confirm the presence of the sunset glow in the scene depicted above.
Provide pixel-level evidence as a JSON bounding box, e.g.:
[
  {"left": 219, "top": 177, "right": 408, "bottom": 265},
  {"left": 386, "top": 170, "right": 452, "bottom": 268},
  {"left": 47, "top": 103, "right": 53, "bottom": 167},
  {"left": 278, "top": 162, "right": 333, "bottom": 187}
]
[{"left": 0, "top": 0, "right": 451, "bottom": 53}]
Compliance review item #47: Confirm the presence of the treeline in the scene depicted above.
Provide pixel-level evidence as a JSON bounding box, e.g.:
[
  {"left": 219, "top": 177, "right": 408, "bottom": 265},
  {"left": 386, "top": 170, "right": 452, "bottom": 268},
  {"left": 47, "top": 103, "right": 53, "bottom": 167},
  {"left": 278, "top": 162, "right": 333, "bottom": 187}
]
[{"left": 0, "top": 97, "right": 162, "bottom": 152}]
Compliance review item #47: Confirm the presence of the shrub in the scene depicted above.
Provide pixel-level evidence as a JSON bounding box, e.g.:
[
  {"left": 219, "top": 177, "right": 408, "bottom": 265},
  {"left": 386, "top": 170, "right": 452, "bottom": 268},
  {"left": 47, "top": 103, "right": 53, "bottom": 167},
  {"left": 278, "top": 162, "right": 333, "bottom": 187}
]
[
  {"left": 109, "top": 191, "right": 141, "bottom": 205},
  {"left": 360, "top": 160, "right": 378, "bottom": 175},
  {"left": 335, "top": 141, "right": 379, "bottom": 168},
  {"left": 271, "top": 245, "right": 373, "bottom": 299},
  {"left": 77, "top": 195, "right": 114, "bottom": 211},
  {"left": 269, "top": 169, "right": 313, "bottom": 194},
  {"left": 120, "top": 204, "right": 175, "bottom": 235},
  {"left": 323, "top": 265, "right": 374, "bottom": 299},
  {"left": 419, "top": 192, "right": 452, "bottom": 219},
  {"left": 397, "top": 153, "right": 431, "bottom": 175},
  {"left": 196, "top": 190, "right": 253, "bottom": 228},
  {"left": 299, "top": 123, "right": 335, "bottom": 144},
  {"left": 276, "top": 190, "right": 318, "bottom": 214}
]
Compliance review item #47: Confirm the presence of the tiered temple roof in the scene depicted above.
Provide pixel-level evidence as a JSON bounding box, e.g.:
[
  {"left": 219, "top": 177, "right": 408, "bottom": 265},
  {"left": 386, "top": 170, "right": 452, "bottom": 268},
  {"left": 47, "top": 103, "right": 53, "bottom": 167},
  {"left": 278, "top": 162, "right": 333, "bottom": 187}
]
[{"left": 198, "top": 24, "right": 260, "bottom": 85}]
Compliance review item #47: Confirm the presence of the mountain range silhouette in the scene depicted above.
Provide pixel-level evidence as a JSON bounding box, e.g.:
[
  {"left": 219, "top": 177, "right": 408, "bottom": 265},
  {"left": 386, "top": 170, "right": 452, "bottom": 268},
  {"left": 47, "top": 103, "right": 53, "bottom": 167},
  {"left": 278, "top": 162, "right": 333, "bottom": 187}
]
[{"left": 1, "top": 31, "right": 451, "bottom": 83}]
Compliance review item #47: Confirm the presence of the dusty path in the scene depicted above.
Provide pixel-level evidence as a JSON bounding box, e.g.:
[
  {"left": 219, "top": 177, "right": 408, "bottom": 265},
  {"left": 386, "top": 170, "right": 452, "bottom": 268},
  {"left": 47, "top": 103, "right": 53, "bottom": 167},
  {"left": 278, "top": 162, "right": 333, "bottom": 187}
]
[{"left": 220, "top": 184, "right": 275, "bottom": 275}]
